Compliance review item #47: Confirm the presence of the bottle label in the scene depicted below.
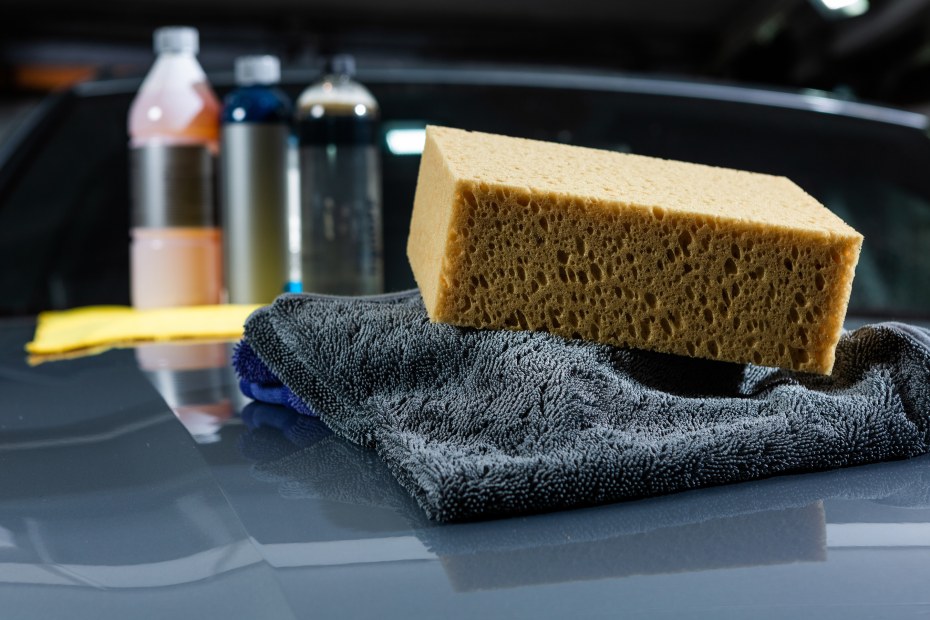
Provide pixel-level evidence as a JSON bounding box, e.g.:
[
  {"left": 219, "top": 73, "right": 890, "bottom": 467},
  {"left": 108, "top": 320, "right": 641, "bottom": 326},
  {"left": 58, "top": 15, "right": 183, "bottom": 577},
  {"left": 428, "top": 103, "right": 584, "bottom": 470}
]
[
  {"left": 131, "top": 144, "right": 215, "bottom": 228},
  {"left": 220, "top": 124, "right": 291, "bottom": 304},
  {"left": 298, "top": 143, "right": 383, "bottom": 295}
]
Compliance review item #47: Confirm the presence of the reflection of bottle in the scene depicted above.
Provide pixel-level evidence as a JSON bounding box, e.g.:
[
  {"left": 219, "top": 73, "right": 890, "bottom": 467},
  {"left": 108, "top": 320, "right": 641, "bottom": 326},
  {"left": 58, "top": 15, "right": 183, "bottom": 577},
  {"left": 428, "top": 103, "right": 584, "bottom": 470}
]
[
  {"left": 295, "top": 54, "right": 383, "bottom": 295},
  {"left": 129, "top": 26, "right": 223, "bottom": 309},
  {"left": 135, "top": 342, "right": 239, "bottom": 444},
  {"left": 221, "top": 56, "right": 292, "bottom": 304}
]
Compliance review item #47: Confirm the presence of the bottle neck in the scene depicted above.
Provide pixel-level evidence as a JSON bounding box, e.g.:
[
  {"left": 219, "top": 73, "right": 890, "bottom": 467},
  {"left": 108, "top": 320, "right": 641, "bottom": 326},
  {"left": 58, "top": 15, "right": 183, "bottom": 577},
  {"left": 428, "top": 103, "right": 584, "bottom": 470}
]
[
  {"left": 296, "top": 75, "right": 379, "bottom": 119},
  {"left": 143, "top": 53, "right": 207, "bottom": 88},
  {"left": 129, "top": 52, "right": 220, "bottom": 148}
]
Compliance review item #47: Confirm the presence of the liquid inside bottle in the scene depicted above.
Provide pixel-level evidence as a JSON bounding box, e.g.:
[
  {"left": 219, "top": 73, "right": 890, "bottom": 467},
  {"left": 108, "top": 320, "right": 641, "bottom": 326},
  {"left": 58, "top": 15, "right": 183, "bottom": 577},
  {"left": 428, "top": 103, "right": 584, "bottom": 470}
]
[{"left": 295, "top": 55, "right": 384, "bottom": 296}]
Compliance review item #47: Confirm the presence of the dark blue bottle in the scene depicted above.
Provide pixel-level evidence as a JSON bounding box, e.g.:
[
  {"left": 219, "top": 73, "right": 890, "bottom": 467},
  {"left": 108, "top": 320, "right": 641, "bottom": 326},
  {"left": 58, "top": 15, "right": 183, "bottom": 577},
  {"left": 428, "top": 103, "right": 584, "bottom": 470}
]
[
  {"left": 222, "top": 83, "right": 291, "bottom": 124},
  {"left": 220, "top": 56, "right": 294, "bottom": 303}
]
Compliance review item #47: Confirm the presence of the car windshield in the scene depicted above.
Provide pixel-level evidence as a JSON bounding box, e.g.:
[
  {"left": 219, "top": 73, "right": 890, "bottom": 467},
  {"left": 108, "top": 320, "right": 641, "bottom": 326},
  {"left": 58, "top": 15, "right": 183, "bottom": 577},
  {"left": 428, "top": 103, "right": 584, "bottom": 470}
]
[{"left": 0, "top": 70, "right": 928, "bottom": 319}]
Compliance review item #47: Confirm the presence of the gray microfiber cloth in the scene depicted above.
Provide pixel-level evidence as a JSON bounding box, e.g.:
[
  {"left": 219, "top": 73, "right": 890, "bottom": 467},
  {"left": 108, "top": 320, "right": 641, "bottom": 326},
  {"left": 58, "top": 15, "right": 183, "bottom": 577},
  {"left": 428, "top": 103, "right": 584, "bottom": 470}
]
[{"left": 238, "top": 289, "right": 930, "bottom": 523}]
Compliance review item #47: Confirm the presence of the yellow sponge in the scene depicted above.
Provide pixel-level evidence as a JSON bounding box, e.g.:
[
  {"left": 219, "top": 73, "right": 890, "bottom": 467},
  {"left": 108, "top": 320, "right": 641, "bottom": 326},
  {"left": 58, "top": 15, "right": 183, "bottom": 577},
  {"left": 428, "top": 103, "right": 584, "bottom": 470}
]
[{"left": 407, "top": 126, "right": 862, "bottom": 374}]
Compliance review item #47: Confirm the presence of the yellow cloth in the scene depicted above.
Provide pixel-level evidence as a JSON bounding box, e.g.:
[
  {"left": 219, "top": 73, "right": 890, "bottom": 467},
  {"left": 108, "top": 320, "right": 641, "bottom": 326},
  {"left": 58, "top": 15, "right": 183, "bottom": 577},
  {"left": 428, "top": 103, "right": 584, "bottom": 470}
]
[{"left": 26, "top": 304, "right": 261, "bottom": 356}]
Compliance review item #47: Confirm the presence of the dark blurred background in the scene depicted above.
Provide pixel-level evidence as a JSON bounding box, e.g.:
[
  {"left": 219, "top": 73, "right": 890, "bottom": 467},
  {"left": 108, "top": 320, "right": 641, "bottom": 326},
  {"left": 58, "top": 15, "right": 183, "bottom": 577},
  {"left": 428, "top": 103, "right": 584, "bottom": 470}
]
[
  {"left": 4, "top": 0, "right": 930, "bottom": 109},
  {"left": 2, "top": 0, "right": 930, "bottom": 317}
]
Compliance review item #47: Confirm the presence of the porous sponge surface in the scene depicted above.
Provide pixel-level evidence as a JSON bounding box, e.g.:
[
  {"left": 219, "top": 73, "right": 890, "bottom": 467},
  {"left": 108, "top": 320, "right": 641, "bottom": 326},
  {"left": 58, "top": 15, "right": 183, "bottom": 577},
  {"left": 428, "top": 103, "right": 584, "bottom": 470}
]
[{"left": 407, "top": 126, "right": 863, "bottom": 374}]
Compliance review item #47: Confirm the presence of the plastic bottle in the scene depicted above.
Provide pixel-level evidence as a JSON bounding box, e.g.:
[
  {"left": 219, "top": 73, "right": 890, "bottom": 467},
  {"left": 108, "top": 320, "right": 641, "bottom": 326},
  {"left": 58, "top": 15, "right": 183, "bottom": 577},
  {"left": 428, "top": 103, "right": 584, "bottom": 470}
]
[
  {"left": 128, "top": 26, "right": 223, "bottom": 309},
  {"left": 220, "top": 55, "right": 292, "bottom": 304},
  {"left": 295, "top": 54, "right": 383, "bottom": 295}
]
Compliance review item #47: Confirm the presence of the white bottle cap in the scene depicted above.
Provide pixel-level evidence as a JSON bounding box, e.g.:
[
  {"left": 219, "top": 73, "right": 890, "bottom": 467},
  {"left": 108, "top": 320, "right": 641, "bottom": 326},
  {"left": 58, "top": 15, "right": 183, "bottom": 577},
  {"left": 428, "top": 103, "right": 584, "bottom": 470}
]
[
  {"left": 235, "top": 55, "right": 281, "bottom": 86},
  {"left": 154, "top": 26, "right": 199, "bottom": 55}
]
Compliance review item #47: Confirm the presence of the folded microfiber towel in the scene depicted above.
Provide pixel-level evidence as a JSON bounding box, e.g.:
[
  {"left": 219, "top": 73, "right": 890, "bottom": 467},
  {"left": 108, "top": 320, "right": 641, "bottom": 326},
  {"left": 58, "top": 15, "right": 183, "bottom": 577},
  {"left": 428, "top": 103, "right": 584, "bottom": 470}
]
[{"left": 234, "top": 289, "right": 930, "bottom": 523}]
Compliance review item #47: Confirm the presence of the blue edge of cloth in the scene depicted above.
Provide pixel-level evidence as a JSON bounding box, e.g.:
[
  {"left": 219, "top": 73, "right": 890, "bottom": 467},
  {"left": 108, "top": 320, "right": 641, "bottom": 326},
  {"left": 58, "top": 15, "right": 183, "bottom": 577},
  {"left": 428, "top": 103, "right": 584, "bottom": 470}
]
[{"left": 235, "top": 341, "right": 316, "bottom": 417}]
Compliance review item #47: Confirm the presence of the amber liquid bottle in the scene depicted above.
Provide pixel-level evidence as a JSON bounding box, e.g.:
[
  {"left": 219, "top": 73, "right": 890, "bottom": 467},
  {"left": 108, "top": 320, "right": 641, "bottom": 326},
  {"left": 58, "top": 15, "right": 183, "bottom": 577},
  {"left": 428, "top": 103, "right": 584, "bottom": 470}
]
[{"left": 128, "top": 26, "right": 223, "bottom": 308}]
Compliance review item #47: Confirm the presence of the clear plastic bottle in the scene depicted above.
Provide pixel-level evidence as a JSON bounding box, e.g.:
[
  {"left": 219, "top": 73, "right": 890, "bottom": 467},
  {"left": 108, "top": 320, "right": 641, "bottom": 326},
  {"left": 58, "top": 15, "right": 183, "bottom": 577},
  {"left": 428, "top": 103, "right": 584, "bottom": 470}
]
[
  {"left": 220, "top": 55, "right": 292, "bottom": 304},
  {"left": 295, "top": 54, "right": 383, "bottom": 295},
  {"left": 128, "top": 26, "right": 223, "bottom": 309}
]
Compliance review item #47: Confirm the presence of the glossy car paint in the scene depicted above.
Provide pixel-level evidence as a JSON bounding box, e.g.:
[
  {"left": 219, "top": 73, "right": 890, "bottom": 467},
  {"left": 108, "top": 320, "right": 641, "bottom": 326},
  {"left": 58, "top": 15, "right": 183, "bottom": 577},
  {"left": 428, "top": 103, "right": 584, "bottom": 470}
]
[{"left": 1, "top": 322, "right": 929, "bottom": 618}]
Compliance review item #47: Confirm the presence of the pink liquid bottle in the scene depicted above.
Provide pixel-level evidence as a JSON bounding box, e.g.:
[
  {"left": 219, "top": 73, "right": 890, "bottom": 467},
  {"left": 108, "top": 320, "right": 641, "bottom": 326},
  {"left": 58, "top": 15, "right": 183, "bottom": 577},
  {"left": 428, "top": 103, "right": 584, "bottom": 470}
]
[{"left": 128, "top": 26, "right": 223, "bottom": 309}]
